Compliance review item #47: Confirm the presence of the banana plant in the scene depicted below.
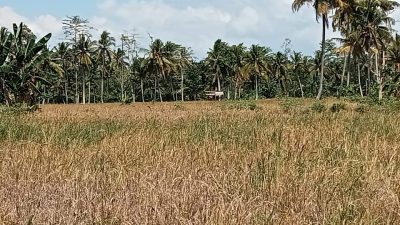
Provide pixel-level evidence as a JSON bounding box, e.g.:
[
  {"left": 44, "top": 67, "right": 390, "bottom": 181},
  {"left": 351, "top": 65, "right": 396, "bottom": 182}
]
[{"left": 4, "top": 23, "right": 61, "bottom": 106}]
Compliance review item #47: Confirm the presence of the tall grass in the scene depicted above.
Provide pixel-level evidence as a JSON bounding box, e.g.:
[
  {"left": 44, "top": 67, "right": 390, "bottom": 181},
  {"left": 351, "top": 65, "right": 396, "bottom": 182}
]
[{"left": 0, "top": 100, "right": 399, "bottom": 224}]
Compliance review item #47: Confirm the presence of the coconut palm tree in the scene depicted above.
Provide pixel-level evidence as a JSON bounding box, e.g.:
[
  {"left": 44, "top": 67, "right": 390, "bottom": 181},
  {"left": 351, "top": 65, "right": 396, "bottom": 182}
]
[
  {"left": 75, "top": 34, "right": 93, "bottom": 104},
  {"left": 230, "top": 44, "right": 247, "bottom": 99},
  {"left": 206, "top": 39, "right": 230, "bottom": 94},
  {"left": 54, "top": 42, "right": 73, "bottom": 103},
  {"left": 113, "top": 48, "right": 129, "bottom": 102},
  {"left": 388, "top": 34, "right": 400, "bottom": 72},
  {"left": 290, "top": 51, "right": 305, "bottom": 97},
  {"left": 292, "top": 0, "right": 348, "bottom": 100},
  {"left": 176, "top": 47, "right": 193, "bottom": 101},
  {"left": 142, "top": 39, "right": 175, "bottom": 102},
  {"left": 243, "top": 45, "right": 271, "bottom": 100},
  {"left": 95, "top": 31, "right": 115, "bottom": 103},
  {"left": 271, "top": 52, "right": 289, "bottom": 97}
]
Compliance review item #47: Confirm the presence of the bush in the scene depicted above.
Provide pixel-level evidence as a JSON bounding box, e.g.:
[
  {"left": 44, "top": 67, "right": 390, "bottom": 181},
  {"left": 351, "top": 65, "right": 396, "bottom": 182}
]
[
  {"left": 279, "top": 98, "right": 298, "bottom": 113},
  {"left": 226, "top": 101, "right": 258, "bottom": 111},
  {"left": 354, "top": 104, "right": 367, "bottom": 113},
  {"left": 330, "top": 103, "right": 346, "bottom": 113},
  {"left": 310, "top": 102, "right": 326, "bottom": 113}
]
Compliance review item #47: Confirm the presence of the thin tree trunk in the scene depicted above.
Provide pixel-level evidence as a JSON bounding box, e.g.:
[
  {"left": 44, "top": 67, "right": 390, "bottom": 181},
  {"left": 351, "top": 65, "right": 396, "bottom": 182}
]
[
  {"left": 141, "top": 78, "right": 145, "bottom": 102},
  {"left": 316, "top": 18, "right": 327, "bottom": 100},
  {"left": 297, "top": 73, "right": 304, "bottom": 98},
  {"left": 347, "top": 52, "right": 351, "bottom": 87},
  {"left": 153, "top": 76, "right": 157, "bottom": 101},
  {"left": 358, "top": 63, "right": 364, "bottom": 98},
  {"left": 340, "top": 52, "right": 349, "bottom": 96},
  {"left": 101, "top": 67, "right": 104, "bottom": 103},
  {"left": 227, "top": 80, "right": 231, "bottom": 100},
  {"left": 181, "top": 68, "right": 184, "bottom": 101},
  {"left": 159, "top": 80, "right": 163, "bottom": 103},
  {"left": 377, "top": 52, "right": 384, "bottom": 101},
  {"left": 107, "top": 76, "right": 110, "bottom": 102},
  {"left": 75, "top": 70, "right": 79, "bottom": 103},
  {"left": 82, "top": 68, "right": 86, "bottom": 104},
  {"left": 234, "top": 78, "right": 238, "bottom": 100},
  {"left": 217, "top": 75, "right": 221, "bottom": 101},
  {"left": 88, "top": 80, "right": 91, "bottom": 104},
  {"left": 121, "top": 79, "right": 124, "bottom": 101},
  {"left": 64, "top": 79, "right": 68, "bottom": 104},
  {"left": 367, "top": 52, "right": 371, "bottom": 96},
  {"left": 255, "top": 74, "right": 259, "bottom": 100},
  {"left": 131, "top": 81, "right": 135, "bottom": 103},
  {"left": 170, "top": 79, "right": 175, "bottom": 101}
]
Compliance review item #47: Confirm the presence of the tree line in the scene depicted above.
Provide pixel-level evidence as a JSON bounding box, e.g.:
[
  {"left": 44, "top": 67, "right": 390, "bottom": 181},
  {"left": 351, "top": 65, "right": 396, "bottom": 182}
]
[{"left": 0, "top": 0, "right": 400, "bottom": 106}]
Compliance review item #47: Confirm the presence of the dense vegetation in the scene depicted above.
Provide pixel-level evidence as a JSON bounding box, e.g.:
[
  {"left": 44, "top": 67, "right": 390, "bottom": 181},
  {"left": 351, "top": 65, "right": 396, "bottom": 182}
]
[{"left": 0, "top": 0, "right": 399, "bottom": 106}]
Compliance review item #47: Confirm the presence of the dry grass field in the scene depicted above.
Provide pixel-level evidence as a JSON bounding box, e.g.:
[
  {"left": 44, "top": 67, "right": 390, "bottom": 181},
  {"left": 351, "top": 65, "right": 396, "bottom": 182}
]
[{"left": 0, "top": 99, "right": 400, "bottom": 224}]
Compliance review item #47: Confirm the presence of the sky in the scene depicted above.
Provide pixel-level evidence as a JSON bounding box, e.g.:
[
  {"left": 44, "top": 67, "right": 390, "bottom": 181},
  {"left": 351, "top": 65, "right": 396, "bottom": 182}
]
[{"left": 1, "top": 0, "right": 399, "bottom": 59}]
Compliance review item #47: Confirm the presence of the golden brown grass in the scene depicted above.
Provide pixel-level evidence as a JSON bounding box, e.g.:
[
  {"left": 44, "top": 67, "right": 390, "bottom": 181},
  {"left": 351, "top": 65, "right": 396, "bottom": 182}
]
[{"left": 0, "top": 99, "right": 399, "bottom": 224}]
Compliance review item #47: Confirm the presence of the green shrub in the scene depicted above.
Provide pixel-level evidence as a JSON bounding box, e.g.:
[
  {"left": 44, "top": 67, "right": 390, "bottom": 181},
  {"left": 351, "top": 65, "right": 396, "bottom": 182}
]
[{"left": 330, "top": 103, "right": 346, "bottom": 113}]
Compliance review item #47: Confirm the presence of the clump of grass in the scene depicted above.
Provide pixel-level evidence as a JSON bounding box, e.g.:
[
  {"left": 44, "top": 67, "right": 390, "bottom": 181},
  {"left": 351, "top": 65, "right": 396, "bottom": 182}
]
[
  {"left": 279, "top": 98, "right": 298, "bottom": 113},
  {"left": 310, "top": 102, "right": 326, "bottom": 113},
  {"left": 330, "top": 102, "right": 346, "bottom": 113},
  {"left": 222, "top": 100, "right": 258, "bottom": 111},
  {"left": 354, "top": 104, "right": 367, "bottom": 113},
  {"left": 173, "top": 103, "right": 186, "bottom": 111}
]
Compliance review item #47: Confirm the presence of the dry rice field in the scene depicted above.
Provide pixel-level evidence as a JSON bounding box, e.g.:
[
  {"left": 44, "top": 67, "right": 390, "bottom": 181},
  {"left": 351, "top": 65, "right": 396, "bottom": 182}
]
[{"left": 0, "top": 99, "right": 399, "bottom": 224}]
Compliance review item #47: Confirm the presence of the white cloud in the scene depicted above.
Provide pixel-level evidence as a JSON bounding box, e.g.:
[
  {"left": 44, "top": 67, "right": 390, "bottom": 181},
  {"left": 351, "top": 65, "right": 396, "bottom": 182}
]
[
  {"left": 0, "top": 6, "right": 25, "bottom": 27},
  {"left": 230, "top": 7, "right": 260, "bottom": 34},
  {"left": 0, "top": 6, "right": 62, "bottom": 40},
  {"left": 2, "top": 0, "right": 400, "bottom": 58}
]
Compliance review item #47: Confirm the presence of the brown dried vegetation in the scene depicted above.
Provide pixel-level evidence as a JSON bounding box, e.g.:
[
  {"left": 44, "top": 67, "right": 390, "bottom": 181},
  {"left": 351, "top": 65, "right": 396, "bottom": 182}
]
[{"left": 0, "top": 100, "right": 399, "bottom": 224}]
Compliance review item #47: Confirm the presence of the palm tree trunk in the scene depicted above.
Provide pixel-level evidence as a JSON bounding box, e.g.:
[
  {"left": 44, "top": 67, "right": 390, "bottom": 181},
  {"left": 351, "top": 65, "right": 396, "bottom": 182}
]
[
  {"left": 169, "top": 79, "right": 175, "bottom": 101},
  {"left": 107, "top": 76, "right": 110, "bottom": 102},
  {"left": 376, "top": 52, "right": 384, "bottom": 101},
  {"left": 366, "top": 52, "right": 371, "bottom": 96},
  {"left": 101, "top": 67, "right": 105, "bottom": 103},
  {"left": 346, "top": 52, "right": 351, "bottom": 87},
  {"left": 88, "top": 80, "right": 91, "bottom": 104},
  {"left": 227, "top": 80, "right": 231, "bottom": 100},
  {"left": 316, "top": 18, "right": 327, "bottom": 100},
  {"left": 141, "top": 77, "right": 144, "bottom": 102},
  {"left": 159, "top": 77, "right": 163, "bottom": 102},
  {"left": 297, "top": 73, "right": 304, "bottom": 98},
  {"left": 339, "top": 52, "right": 347, "bottom": 92},
  {"left": 64, "top": 79, "right": 68, "bottom": 104},
  {"left": 154, "top": 77, "right": 157, "bottom": 101},
  {"left": 131, "top": 81, "right": 136, "bottom": 103},
  {"left": 217, "top": 75, "right": 221, "bottom": 101},
  {"left": 82, "top": 68, "right": 86, "bottom": 104},
  {"left": 75, "top": 70, "right": 79, "bottom": 103},
  {"left": 181, "top": 68, "right": 184, "bottom": 101},
  {"left": 234, "top": 78, "right": 238, "bottom": 100},
  {"left": 358, "top": 63, "right": 364, "bottom": 98},
  {"left": 121, "top": 80, "right": 124, "bottom": 101},
  {"left": 255, "top": 74, "right": 259, "bottom": 100}
]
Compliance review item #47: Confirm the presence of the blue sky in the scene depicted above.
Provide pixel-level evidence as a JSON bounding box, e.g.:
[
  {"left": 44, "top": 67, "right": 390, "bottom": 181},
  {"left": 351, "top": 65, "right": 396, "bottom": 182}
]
[{"left": 1, "top": 0, "right": 399, "bottom": 58}]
